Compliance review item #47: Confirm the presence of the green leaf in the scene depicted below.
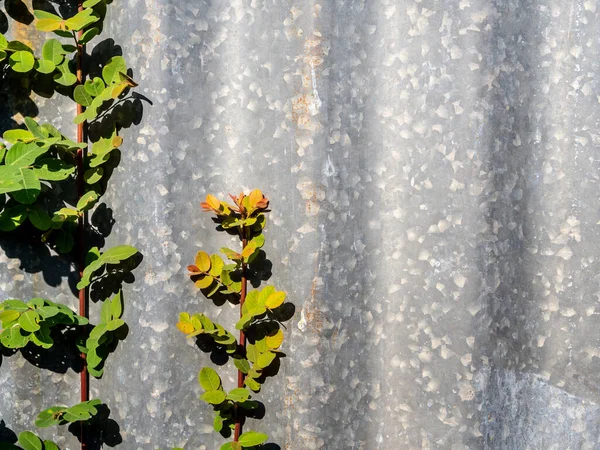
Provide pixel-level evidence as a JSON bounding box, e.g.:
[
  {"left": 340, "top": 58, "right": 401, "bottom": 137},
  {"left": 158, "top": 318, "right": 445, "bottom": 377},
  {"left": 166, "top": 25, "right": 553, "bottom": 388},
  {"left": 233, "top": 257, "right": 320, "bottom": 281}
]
[
  {"left": 246, "top": 343, "right": 257, "bottom": 363},
  {"left": 55, "top": 230, "right": 74, "bottom": 253},
  {"left": 35, "top": 406, "right": 66, "bottom": 428},
  {"left": 6, "top": 142, "right": 48, "bottom": 166},
  {"left": 102, "top": 56, "right": 127, "bottom": 85},
  {"left": 28, "top": 206, "right": 53, "bottom": 231},
  {"left": 0, "top": 204, "right": 28, "bottom": 231},
  {"left": 219, "top": 443, "right": 242, "bottom": 450},
  {"left": 84, "top": 77, "right": 105, "bottom": 97},
  {"left": 100, "top": 245, "right": 138, "bottom": 264},
  {"left": 53, "top": 61, "right": 77, "bottom": 86},
  {"left": 3, "top": 129, "right": 35, "bottom": 144},
  {"left": 52, "top": 207, "right": 79, "bottom": 224},
  {"left": 0, "top": 310, "right": 21, "bottom": 326},
  {"left": 200, "top": 390, "right": 226, "bottom": 405},
  {"left": 17, "top": 431, "right": 43, "bottom": 450},
  {"left": 30, "top": 326, "right": 53, "bottom": 349},
  {"left": 35, "top": 59, "right": 56, "bottom": 74},
  {"left": 83, "top": 0, "right": 104, "bottom": 6},
  {"left": 43, "top": 441, "right": 60, "bottom": 450},
  {"left": 256, "top": 351, "right": 276, "bottom": 369},
  {"left": 89, "top": 323, "right": 107, "bottom": 340},
  {"left": 86, "top": 348, "right": 102, "bottom": 368},
  {"left": 235, "top": 313, "right": 253, "bottom": 331},
  {"left": 84, "top": 167, "right": 103, "bottom": 184},
  {"left": 23, "top": 117, "right": 46, "bottom": 139},
  {"left": 213, "top": 413, "right": 224, "bottom": 432},
  {"left": 12, "top": 168, "right": 41, "bottom": 204},
  {"left": 198, "top": 367, "right": 221, "bottom": 391},
  {"left": 110, "top": 291, "right": 123, "bottom": 319},
  {"left": 209, "top": 254, "right": 224, "bottom": 276},
  {"left": 0, "top": 34, "right": 7, "bottom": 50},
  {"left": 238, "top": 431, "right": 269, "bottom": 447},
  {"left": 0, "top": 50, "right": 6, "bottom": 62},
  {"left": 64, "top": 9, "right": 99, "bottom": 31},
  {"left": 100, "top": 298, "right": 112, "bottom": 324},
  {"left": 33, "top": 158, "right": 75, "bottom": 181},
  {"left": 3, "top": 299, "right": 29, "bottom": 311},
  {"left": 105, "top": 318, "right": 124, "bottom": 331},
  {"left": 42, "top": 39, "right": 66, "bottom": 65},
  {"left": 9, "top": 51, "right": 35, "bottom": 72},
  {"left": 2, "top": 326, "right": 30, "bottom": 349},
  {"left": 76, "top": 190, "right": 99, "bottom": 212},
  {"left": 79, "top": 27, "right": 100, "bottom": 45},
  {"left": 73, "top": 85, "right": 93, "bottom": 106},
  {"left": 226, "top": 388, "right": 250, "bottom": 402},
  {"left": 19, "top": 310, "right": 41, "bottom": 332}
]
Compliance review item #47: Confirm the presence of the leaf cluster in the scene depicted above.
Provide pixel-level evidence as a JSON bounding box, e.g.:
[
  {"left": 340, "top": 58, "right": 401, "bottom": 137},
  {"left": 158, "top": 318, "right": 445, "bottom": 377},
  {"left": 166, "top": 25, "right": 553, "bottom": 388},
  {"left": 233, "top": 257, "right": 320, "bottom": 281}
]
[
  {"left": 35, "top": 400, "right": 101, "bottom": 428},
  {"left": 84, "top": 291, "right": 125, "bottom": 378},
  {"left": 177, "top": 190, "right": 291, "bottom": 448},
  {"left": 0, "top": 0, "right": 142, "bottom": 444},
  {"left": 4, "top": 431, "right": 60, "bottom": 450},
  {"left": 0, "top": 298, "right": 87, "bottom": 349}
]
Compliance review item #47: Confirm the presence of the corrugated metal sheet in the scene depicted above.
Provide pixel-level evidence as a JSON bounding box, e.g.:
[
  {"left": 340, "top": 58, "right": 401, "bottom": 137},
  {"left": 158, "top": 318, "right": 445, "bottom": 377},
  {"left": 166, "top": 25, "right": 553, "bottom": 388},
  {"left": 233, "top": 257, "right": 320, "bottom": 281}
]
[{"left": 2, "top": 0, "right": 600, "bottom": 448}]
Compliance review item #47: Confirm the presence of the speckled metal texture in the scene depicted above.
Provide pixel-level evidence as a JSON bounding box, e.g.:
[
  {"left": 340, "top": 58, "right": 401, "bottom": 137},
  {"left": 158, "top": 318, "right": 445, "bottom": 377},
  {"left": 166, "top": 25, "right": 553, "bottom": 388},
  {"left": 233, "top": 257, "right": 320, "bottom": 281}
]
[{"left": 3, "top": 0, "right": 600, "bottom": 449}]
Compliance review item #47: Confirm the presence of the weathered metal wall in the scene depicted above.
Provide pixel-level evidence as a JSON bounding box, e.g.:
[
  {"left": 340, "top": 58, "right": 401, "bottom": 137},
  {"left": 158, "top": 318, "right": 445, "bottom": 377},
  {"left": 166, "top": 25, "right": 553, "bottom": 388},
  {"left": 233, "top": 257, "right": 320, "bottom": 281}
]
[{"left": 3, "top": 0, "right": 600, "bottom": 449}]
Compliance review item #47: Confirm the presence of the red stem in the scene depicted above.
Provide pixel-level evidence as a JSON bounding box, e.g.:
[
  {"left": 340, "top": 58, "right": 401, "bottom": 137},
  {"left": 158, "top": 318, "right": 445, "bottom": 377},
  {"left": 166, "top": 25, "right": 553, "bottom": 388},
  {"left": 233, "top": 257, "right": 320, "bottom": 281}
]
[
  {"left": 75, "top": 1, "right": 88, "bottom": 448},
  {"left": 233, "top": 227, "right": 248, "bottom": 441}
]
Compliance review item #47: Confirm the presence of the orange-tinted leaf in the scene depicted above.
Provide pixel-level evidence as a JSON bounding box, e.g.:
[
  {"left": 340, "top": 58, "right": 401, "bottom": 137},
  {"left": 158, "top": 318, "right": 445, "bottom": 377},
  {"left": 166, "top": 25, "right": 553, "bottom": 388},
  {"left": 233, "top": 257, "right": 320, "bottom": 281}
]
[
  {"left": 195, "top": 251, "right": 211, "bottom": 272},
  {"left": 248, "top": 189, "right": 263, "bottom": 207},
  {"left": 241, "top": 242, "right": 257, "bottom": 259},
  {"left": 176, "top": 321, "right": 194, "bottom": 334},
  {"left": 206, "top": 194, "right": 220, "bottom": 210},
  {"left": 187, "top": 264, "right": 200, "bottom": 273},
  {"left": 112, "top": 135, "right": 123, "bottom": 147}
]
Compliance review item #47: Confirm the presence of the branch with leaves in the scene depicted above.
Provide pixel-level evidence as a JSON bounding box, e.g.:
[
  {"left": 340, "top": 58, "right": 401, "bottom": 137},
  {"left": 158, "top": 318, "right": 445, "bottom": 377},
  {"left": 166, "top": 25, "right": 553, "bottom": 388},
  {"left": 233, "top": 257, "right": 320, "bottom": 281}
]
[
  {"left": 176, "top": 190, "right": 293, "bottom": 449},
  {"left": 0, "top": 0, "right": 143, "bottom": 448}
]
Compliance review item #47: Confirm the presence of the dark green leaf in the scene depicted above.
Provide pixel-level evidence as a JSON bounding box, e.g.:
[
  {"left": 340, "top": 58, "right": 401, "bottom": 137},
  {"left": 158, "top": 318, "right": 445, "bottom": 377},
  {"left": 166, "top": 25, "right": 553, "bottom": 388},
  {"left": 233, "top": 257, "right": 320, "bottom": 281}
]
[
  {"left": 33, "top": 158, "right": 75, "bottom": 181},
  {"left": 0, "top": 205, "right": 28, "bottom": 231},
  {"left": 12, "top": 168, "right": 41, "bottom": 204},
  {"left": 28, "top": 206, "right": 52, "bottom": 231}
]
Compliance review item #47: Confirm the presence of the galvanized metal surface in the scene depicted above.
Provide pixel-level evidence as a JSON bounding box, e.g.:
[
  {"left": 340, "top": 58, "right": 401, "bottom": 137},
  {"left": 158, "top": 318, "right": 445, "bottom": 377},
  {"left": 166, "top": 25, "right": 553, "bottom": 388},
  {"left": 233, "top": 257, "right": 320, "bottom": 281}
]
[{"left": 3, "top": 0, "right": 600, "bottom": 449}]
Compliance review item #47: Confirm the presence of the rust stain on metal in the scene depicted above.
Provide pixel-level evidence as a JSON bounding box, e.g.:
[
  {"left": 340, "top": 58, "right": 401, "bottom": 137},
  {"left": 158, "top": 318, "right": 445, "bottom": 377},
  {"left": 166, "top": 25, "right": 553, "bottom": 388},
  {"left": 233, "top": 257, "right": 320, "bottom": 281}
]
[{"left": 11, "top": 0, "right": 39, "bottom": 49}]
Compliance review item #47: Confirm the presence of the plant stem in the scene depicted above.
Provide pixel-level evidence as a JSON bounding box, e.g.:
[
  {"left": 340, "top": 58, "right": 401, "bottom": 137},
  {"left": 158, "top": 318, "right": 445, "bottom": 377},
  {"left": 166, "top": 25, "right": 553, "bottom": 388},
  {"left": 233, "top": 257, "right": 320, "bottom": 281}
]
[
  {"left": 75, "top": 1, "right": 88, "bottom": 448},
  {"left": 233, "top": 226, "right": 248, "bottom": 442}
]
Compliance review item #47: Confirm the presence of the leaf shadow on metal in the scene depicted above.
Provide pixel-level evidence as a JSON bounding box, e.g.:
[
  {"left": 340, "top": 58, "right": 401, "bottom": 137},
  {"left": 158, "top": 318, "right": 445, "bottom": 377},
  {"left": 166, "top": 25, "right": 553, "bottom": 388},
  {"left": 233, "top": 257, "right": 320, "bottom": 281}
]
[{"left": 0, "top": 420, "right": 18, "bottom": 445}]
